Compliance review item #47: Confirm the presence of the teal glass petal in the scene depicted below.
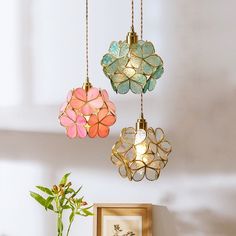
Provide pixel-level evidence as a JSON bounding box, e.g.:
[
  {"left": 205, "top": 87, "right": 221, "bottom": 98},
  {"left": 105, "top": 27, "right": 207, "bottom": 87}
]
[
  {"left": 143, "top": 80, "right": 149, "bottom": 93},
  {"left": 142, "top": 42, "right": 155, "bottom": 58},
  {"left": 145, "top": 55, "right": 162, "bottom": 67},
  {"left": 130, "top": 80, "right": 142, "bottom": 94},
  {"left": 152, "top": 66, "right": 164, "bottom": 80},
  {"left": 101, "top": 54, "right": 115, "bottom": 66},
  {"left": 117, "top": 80, "right": 130, "bottom": 94},
  {"left": 101, "top": 39, "right": 164, "bottom": 94},
  {"left": 103, "top": 68, "right": 110, "bottom": 78},
  {"left": 123, "top": 68, "right": 136, "bottom": 78},
  {"left": 138, "top": 40, "right": 145, "bottom": 46},
  {"left": 118, "top": 57, "right": 129, "bottom": 70},
  {"left": 111, "top": 80, "right": 117, "bottom": 92},
  {"left": 109, "top": 41, "right": 120, "bottom": 57},
  {"left": 130, "top": 55, "right": 142, "bottom": 68},
  {"left": 109, "top": 41, "right": 129, "bottom": 58},
  {"left": 112, "top": 74, "right": 126, "bottom": 83},
  {"left": 148, "top": 78, "right": 157, "bottom": 91},
  {"left": 131, "top": 43, "right": 142, "bottom": 58},
  {"left": 106, "top": 60, "right": 119, "bottom": 75},
  {"left": 131, "top": 74, "right": 146, "bottom": 93},
  {"left": 120, "top": 42, "right": 129, "bottom": 57},
  {"left": 132, "top": 74, "right": 146, "bottom": 85},
  {"left": 142, "top": 61, "right": 154, "bottom": 75}
]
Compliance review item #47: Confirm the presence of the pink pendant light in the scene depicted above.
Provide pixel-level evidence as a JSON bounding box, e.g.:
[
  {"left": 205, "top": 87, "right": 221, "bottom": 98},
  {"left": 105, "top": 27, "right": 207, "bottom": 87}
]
[{"left": 59, "top": 0, "right": 116, "bottom": 139}]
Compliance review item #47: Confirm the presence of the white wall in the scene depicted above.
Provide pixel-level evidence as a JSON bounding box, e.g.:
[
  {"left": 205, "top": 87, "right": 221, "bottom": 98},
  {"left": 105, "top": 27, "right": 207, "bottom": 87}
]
[{"left": 0, "top": 0, "right": 236, "bottom": 236}]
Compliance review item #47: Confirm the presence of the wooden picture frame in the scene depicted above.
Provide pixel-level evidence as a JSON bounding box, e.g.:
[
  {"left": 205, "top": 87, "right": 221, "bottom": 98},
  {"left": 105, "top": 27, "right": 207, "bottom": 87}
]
[{"left": 93, "top": 204, "right": 152, "bottom": 236}]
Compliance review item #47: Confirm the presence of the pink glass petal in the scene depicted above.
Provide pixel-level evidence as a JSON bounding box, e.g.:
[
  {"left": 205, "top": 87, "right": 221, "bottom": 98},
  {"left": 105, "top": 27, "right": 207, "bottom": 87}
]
[
  {"left": 66, "top": 109, "right": 77, "bottom": 121},
  {"left": 89, "top": 96, "right": 104, "bottom": 109},
  {"left": 67, "top": 125, "right": 77, "bottom": 138},
  {"left": 98, "top": 124, "right": 109, "bottom": 138},
  {"left": 70, "top": 98, "right": 85, "bottom": 109},
  {"left": 88, "top": 124, "right": 98, "bottom": 138},
  {"left": 98, "top": 108, "right": 109, "bottom": 121},
  {"left": 81, "top": 103, "right": 94, "bottom": 115},
  {"left": 74, "top": 88, "right": 87, "bottom": 101},
  {"left": 60, "top": 116, "right": 74, "bottom": 127},
  {"left": 67, "top": 90, "right": 72, "bottom": 102},
  {"left": 76, "top": 115, "right": 87, "bottom": 125},
  {"left": 106, "top": 100, "right": 116, "bottom": 114},
  {"left": 101, "top": 114, "right": 116, "bottom": 126},
  {"left": 87, "top": 87, "right": 99, "bottom": 100},
  {"left": 77, "top": 125, "right": 87, "bottom": 138},
  {"left": 59, "top": 87, "right": 116, "bottom": 139},
  {"left": 60, "top": 102, "right": 67, "bottom": 113},
  {"left": 101, "top": 89, "right": 109, "bottom": 101}
]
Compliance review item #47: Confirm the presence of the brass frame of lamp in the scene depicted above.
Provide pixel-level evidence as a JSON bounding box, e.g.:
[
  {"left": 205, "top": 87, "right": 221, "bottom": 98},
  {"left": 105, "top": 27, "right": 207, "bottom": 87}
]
[
  {"left": 101, "top": 0, "right": 164, "bottom": 94},
  {"left": 110, "top": 0, "right": 172, "bottom": 182}
]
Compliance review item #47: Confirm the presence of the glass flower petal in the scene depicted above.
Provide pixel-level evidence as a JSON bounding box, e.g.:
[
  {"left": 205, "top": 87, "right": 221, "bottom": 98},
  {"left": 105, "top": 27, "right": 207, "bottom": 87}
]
[
  {"left": 59, "top": 86, "right": 116, "bottom": 139},
  {"left": 117, "top": 80, "right": 130, "bottom": 94},
  {"left": 101, "top": 39, "right": 164, "bottom": 94},
  {"left": 67, "top": 125, "right": 77, "bottom": 139},
  {"left": 111, "top": 126, "right": 172, "bottom": 181}
]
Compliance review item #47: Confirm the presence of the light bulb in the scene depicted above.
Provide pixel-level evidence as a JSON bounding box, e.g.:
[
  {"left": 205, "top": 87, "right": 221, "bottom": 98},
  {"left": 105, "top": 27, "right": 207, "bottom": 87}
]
[
  {"left": 135, "top": 129, "right": 147, "bottom": 162},
  {"left": 111, "top": 126, "right": 172, "bottom": 181}
]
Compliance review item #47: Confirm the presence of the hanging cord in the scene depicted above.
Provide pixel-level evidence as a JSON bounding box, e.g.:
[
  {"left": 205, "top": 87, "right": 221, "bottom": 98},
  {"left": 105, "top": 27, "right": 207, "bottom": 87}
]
[
  {"left": 85, "top": 0, "right": 89, "bottom": 82},
  {"left": 140, "top": 0, "right": 143, "bottom": 40},
  {"left": 131, "top": 0, "right": 134, "bottom": 31},
  {"left": 141, "top": 93, "right": 144, "bottom": 118},
  {"left": 140, "top": 0, "right": 144, "bottom": 118}
]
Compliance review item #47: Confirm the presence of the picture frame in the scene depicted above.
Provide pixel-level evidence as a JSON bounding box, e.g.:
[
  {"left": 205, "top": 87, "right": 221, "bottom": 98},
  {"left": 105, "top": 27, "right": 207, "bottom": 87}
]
[{"left": 93, "top": 204, "right": 152, "bottom": 236}]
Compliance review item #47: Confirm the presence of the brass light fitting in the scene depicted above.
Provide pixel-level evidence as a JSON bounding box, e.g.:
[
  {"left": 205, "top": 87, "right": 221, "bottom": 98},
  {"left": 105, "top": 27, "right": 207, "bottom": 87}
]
[
  {"left": 126, "top": 27, "right": 138, "bottom": 45},
  {"left": 136, "top": 114, "right": 147, "bottom": 131},
  {"left": 82, "top": 80, "right": 92, "bottom": 91}
]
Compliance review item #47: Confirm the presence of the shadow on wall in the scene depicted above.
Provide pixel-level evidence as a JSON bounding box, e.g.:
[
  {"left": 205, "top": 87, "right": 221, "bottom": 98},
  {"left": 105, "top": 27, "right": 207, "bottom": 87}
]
[
  {"left": 0, "top": 130, "right": 116, "bottom": 170},
  {"left": 175, "top": 208, "right": 236, "bottom": 236},
  {"left": 152, "top": 205, "right": 236, "bottom": 236},
  {"left": 153, "top": 205, "right": 178, "bottom": 236}
]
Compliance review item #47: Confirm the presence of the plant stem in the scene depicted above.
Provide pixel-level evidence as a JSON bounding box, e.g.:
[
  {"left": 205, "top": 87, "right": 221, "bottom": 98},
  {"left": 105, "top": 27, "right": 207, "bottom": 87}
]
[
  {"left": 57, "top": 210, "right": 63, "bottom": 236},
  {"left": 66, "top": 221, "right": 73, "bottom": 236},
  {"left": 56, "top": 197, "right": 63, "bottom": 236},
  {"left": 66, "top": 206, "right": 77, "bottom": 236}
]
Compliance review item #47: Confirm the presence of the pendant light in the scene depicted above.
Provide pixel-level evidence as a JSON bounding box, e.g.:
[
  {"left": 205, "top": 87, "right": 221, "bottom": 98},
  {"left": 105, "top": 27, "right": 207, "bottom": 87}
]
[
  {"left": 101, "top": 0, "right": 164, "bottom": 94},
  {"left": 59, "top": 0, "right": 116, "bottom": 139},
  {"left": 110, "top": 0, "right": 172, "bottom": 181}
]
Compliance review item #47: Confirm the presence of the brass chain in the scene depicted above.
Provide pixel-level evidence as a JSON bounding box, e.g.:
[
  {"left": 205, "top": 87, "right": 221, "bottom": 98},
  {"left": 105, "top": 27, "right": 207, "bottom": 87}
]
[
  {"left": 131, "top": 0, "right": 134, "bottom": 30},
  {"left": 140, "top": 0, "right": 144, "bottom": 117},
  {"left": 141, "top": 0, "right": 143, "bottom": 40},
  {"left": 86, "top": 0, "right": 89, "bottom": 82},
  {"left": 141, "top": 93, "right": 144, "bottom": 117}
]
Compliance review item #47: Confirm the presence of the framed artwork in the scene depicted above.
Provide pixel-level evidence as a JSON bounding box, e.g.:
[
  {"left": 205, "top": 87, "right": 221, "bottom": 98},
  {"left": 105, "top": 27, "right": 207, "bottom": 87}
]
[{"left": 93, "top": 204, "right": 152, "bottom": 236}]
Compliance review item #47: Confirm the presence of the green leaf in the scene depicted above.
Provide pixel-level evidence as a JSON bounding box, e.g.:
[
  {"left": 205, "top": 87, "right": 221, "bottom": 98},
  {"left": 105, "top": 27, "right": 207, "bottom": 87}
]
[
  {"left": 30, "top": 191, "right": 46, "bottom": 207},
  {"left": 76, "top": 197, "right": 84, "bottom": 205},
  {"left": 60, "top": 173, "right": 71, "bottom": 186},
  {"left": 36, "top": 186, "right": 53, "bottom": 196},
  {"left": 62, "top": 205, "right": 71, "bottom": 210},
  {"left": 83, "top": 205, "right": 93, "bottom": 210},
  {"left": 69, "top": 212, "right": 75, "bottom": 223},
  {"left": 66, "top": 188, "right": 74, "bottom": 194},
  {"left": 30, "top": 191, "right": 54, "bottom": 211},
  {"left": 45, "top": 196, "right": 54, "bottom": 211},
  {"left": 81, "top": 208, "right": 93, "bottom": 216},
  {"left": 74, "top": 186, "right": 82, "bottom": 197}
]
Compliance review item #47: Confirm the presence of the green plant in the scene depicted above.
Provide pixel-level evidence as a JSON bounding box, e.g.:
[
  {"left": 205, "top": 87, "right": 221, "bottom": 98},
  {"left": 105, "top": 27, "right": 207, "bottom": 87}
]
[{"left": 30, "top": 173, "right": 93, "bottom": 236}]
